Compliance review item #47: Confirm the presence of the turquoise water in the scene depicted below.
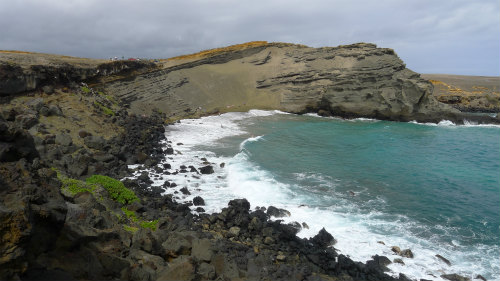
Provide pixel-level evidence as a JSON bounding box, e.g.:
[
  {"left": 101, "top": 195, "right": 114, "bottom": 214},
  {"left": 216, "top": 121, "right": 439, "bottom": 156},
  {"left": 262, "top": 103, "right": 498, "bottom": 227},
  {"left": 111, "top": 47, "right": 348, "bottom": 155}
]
[
  {"left": 161, "top": 111, "right": 500, "bottom": 280},
  {"left": 239, "top": 115, "right": 500, "bottom": 247}
]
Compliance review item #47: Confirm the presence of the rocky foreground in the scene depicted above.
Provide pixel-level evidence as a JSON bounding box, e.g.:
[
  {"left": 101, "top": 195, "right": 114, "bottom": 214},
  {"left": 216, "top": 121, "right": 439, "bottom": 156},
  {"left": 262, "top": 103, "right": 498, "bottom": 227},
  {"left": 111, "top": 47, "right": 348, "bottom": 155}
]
[{"left": 0, "top": 43, "right": 490, "bottom": 280}]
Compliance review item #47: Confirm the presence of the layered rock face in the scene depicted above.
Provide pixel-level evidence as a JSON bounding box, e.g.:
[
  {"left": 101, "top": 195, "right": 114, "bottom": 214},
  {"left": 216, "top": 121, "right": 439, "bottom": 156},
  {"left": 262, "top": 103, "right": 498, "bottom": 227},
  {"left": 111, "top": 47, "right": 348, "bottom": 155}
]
[
  {"left": 0, "top": 51, "right": 155, "bottom": 96},
  {"left": 103, "top": 42, "right": 459, "bottom": 122}
]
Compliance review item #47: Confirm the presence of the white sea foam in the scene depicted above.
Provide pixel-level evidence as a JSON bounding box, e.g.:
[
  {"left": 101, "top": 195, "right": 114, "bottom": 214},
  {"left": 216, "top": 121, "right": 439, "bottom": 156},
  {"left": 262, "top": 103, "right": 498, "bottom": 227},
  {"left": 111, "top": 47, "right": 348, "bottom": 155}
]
[
  {"left": 128, "top": 110, "right": 499, "bottom": 281},
  {"left": 409, "top": 119, "right": 500, "bottom": 128}
]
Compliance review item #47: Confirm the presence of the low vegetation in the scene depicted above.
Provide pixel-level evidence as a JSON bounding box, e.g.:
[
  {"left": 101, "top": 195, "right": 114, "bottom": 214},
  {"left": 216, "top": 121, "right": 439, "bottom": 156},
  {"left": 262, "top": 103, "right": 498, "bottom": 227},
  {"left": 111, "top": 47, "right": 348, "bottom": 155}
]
[
  {"left": 54, "top": 168, "right": 96, "bottom": 195},
  {"left": 86, "top": 175, "right": 138, "bottom": 204}
]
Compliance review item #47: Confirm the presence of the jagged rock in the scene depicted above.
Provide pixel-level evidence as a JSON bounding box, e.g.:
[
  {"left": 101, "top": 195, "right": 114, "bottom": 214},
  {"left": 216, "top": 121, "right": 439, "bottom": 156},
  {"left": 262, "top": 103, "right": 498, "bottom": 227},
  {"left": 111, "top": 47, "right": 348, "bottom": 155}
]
[
  {"left": 199, "top": 165, "right": 214, "bottom": 174},
  {"left": 15, "top": 114, "right": 38, "bottom": 129},
  {"left": 26, "top": 98, "right": 45, "bottom": 112},
  {"left": 475, "top": 274, "right": 487, "bottom": 281},
  {"left": 311, "top": 227, "right": 336, "bottom": 248},
  {"left": 180, "top": 187, "right": 190, "bottom": 195},
  {"left": 391, "top": 246, "right": 414, "bottom": 258},
  {"left": 436, "top": 254, "right": 452, "bottom": 266},
  {"left": 137, "top": 171, "right": 151, "bottom": 182},
  {"left": 267, "top": 206, "right": 291, "bottom": 217},
  {"left": 393, "top": 258, "right": 405, "bottom": 265}
]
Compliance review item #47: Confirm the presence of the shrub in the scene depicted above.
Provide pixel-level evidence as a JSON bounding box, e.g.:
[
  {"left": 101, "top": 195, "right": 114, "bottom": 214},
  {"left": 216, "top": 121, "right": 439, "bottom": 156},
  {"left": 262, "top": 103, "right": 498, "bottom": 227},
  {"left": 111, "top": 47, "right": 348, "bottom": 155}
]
[{"left": 86, "top": 175, "right": 139, "bottom": 205}]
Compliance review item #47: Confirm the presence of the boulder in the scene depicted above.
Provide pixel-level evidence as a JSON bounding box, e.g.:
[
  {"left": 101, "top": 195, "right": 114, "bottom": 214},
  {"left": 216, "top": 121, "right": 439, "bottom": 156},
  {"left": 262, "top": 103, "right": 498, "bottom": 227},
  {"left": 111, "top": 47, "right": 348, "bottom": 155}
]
[
  {"left": 48, "top": 105, "right": 63, "bottom": 116},
  {"left": 199, "top": 165, "right": 214, "bottom": 174},
  {"left": 391, "top": 246, "right": 413, "bottom": 258},
  {"left": 197, "top": 262, "right": 215, "bottom": 280},
  {"left": 26, "top": 98, "right": 44, "bottom": 112},
  {"left": 157, "top": 256, "right": 195, "bottom": 281},
  {"left": 42, "top": 85, "right": 54, "bottom": 94},
  {"left": 191, "top": 238, "right": 213, "bottom": 262},
  {"left": 192, "top": 196, "right": 205, "bottom": 206},
  {"left": 55, "top": 133, "right": 72, "bottom": 146},
  {"left": 228, "top": 198, "right": 250, "bottom": 212},
  {"left": 228, "top": 226, "right": 241, "bottom": 237},
  {"left": 84, "top": 135, "right": 106, "bottom": 150},
  {"left": 161, "top": 233, "right": 192, "bottom": 258}
]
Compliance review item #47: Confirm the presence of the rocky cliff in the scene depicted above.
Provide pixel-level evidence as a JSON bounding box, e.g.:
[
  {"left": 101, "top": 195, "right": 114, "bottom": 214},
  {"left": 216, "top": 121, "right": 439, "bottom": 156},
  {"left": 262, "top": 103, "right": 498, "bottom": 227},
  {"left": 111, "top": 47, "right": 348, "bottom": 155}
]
[{"left": 100, "top": 42, "right": 479, "bottom": 123}]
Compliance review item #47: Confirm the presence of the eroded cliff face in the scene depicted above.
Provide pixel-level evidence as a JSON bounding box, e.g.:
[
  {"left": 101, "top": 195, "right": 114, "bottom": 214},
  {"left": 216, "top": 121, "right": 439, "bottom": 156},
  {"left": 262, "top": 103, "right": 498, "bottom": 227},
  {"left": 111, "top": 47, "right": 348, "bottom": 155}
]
[
  {"left": 102, "top": 42, "right": 459, "bottom": 122},
  {"left": 0, "top": 51, "right": 156, "bottom": 96}
]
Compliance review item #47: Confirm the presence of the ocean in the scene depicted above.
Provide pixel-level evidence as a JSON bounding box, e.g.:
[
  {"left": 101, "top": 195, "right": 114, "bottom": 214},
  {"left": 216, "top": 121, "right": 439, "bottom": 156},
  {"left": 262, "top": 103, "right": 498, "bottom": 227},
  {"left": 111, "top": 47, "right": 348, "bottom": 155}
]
[{"left": 132, "top": 110, "right": 500, "bottom": 281}]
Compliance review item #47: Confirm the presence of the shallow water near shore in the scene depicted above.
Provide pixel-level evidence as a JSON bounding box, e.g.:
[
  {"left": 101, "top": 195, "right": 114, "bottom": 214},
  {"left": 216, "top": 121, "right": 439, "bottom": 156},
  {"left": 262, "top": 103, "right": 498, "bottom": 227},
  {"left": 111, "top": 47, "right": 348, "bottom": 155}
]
[{"left": 135, "top": 110, "right": 500, "bottom": 281}]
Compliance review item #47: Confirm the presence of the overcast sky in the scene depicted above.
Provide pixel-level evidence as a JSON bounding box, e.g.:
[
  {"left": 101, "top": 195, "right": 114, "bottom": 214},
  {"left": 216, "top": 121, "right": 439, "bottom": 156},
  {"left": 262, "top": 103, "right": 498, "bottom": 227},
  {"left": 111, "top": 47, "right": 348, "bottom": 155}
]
[{"left": 1, "top": 0, "right": 499, "bottom": 75}]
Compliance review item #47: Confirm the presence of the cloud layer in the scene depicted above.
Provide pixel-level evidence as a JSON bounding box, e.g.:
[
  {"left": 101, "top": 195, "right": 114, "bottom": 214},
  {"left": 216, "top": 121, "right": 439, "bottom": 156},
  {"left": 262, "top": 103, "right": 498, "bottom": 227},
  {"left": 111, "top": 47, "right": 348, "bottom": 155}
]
[{"left": 1, "top": 0, "right": 498, "bottom": 75}]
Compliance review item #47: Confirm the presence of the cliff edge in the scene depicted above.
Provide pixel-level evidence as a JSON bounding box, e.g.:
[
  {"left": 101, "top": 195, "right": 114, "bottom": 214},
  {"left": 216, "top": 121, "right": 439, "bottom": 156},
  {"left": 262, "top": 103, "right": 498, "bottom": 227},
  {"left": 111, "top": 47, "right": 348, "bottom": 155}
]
[
  {"left": 2, "top": 43, "right": 497, "bottom": 124},
  {"left": 101, "top": 42, "right": 468, "bottom": 123}
]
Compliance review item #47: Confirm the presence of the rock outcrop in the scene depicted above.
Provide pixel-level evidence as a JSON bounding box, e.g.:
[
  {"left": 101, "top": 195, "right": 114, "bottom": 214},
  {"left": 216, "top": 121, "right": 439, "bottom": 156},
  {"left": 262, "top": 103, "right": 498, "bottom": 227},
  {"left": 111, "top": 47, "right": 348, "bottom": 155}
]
[
  {"left": 422, "top": 74, "right": 500, "bottom": 113},
  {"left": 0, "top": 51, "right": 156, "bottom": 96},
  {"left": 101, "top": 42, "right": 478, "bottom": 123}
]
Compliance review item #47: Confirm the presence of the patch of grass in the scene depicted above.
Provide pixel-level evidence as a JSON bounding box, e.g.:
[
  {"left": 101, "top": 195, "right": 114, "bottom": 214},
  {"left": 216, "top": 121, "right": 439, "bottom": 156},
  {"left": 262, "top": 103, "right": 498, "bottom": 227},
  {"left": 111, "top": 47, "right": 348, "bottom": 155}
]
[
  {"left": 81, "top": 86, "right": 91, "bottom": 94},
  {"left": 140, "top": 220, "right": 159, "bottom": 231},
  {"left": 94, "top": 101, "right": 115, "bottom": 116},
  {"left": 121, "top": 207, "right": 138, "bottom": 222},
  {"left": 97, "top": 91, "right": 118, "bottom": 105},
  {"left": 53, "top": 168, "right": 96, "bottom": 195},
  {"left": 86, "top": 175, "right": 138, "bottom": 205},
  {"left": 123, "top": 225, "right": 139, "bottom": 234}
]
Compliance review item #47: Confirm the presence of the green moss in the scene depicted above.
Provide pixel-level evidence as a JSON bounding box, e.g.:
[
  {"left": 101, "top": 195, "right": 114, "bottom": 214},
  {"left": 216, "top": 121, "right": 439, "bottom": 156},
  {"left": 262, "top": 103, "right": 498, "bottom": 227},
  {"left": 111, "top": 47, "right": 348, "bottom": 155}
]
[
  {"left": 94, "top": 101, "right": 115, "bottom": 116},
  {"left": 140, "top": 220, "right": 159, "bottom": 231},
  {"left": 81, "top": 86, "right": 91, "bottom": 93},
  {"left": 123, "top": 225, "right": 139, "bottom": 234},
  {"left": 86, "top": 175, "right": 138, "bottom": 205}
]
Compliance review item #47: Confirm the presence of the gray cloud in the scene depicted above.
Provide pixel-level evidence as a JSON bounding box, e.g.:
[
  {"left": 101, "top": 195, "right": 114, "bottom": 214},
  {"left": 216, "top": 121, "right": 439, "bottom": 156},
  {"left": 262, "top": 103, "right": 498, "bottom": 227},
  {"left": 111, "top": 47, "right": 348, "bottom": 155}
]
[{"left": 1, "top": 0, "right": 498, "bottom": 75}]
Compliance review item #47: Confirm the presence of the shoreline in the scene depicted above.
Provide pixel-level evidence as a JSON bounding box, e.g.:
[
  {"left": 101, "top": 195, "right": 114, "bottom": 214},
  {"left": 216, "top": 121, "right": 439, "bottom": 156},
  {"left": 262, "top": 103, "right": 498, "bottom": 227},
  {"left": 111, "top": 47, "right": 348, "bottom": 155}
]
[{"left": 132, "top": 110, "right": 498, "bottom": 281}]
